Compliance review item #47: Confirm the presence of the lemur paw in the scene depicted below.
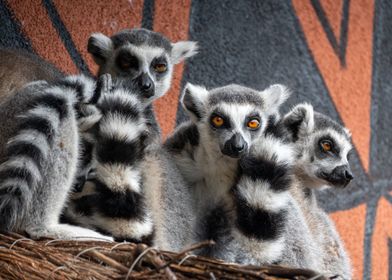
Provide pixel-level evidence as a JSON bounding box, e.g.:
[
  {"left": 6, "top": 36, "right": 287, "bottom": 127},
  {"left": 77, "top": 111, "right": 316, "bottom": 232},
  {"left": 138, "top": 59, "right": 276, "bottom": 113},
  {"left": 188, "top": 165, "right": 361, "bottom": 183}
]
[{"left": 26, "top": 224, "right": 114, "bottom": 241}]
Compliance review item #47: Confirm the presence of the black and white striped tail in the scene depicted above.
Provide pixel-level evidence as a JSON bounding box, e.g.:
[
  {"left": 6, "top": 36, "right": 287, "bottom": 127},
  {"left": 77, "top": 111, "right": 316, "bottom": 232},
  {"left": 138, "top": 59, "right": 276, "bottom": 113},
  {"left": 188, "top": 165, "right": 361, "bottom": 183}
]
[
  {"left": 0, "top": 75, "right": 97, "bottom": 231},
  {"left": 231, "top": 136, "right": 294, "bottom": 263},
  {"left": 66, "top": 87, "right": 154, "bottom": 243}
]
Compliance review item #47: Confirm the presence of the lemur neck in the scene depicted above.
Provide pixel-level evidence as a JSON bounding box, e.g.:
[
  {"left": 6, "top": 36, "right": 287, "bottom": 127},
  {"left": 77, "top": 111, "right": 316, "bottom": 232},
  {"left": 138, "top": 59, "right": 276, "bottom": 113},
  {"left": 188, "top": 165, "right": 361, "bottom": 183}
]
[
  {"left": 198, "top": 140, "right": 239, "bottom": 197},
  {"left": 294, "top": 169, "right": 319, "bottom": 206}
]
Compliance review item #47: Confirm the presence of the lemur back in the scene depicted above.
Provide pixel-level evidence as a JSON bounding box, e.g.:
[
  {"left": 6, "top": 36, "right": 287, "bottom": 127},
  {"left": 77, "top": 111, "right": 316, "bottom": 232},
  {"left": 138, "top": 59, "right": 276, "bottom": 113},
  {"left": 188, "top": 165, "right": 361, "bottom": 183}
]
[
  {"left": 274, "top": 103, "right": 353, "bottom": 279},
  {"left": 0, "top": 49, "right": 63, "bottom": 102}
]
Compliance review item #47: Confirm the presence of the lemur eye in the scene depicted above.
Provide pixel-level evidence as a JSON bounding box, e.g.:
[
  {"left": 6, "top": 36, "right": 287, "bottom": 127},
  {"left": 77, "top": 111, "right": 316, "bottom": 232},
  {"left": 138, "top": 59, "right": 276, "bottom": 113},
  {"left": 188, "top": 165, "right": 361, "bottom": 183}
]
[
  {"left": 119, "top": 61, "right": 131, "bottom": 70},
  {"left": 320, "top": 140, "right": 332, "bottom": 152},
  {"left": 247, "top": 119, "right": 260, "bottom": 130},
  {"left": 154, "top": 63, "right": 167, "bottom": 73},
  {"left": 211, "top": 116, "right": 224, "bottom": 128}
]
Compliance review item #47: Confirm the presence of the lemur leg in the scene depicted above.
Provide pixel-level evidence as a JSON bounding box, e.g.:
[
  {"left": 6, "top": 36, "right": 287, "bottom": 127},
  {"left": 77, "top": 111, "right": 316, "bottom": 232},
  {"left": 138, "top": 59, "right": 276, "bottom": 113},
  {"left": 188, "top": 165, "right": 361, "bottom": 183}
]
[
  {"left": 65, "top": 88, "right": 154, "bottom": 243},
  {"left": 0, "top": 78, "right": 112, "bottom": 241}
]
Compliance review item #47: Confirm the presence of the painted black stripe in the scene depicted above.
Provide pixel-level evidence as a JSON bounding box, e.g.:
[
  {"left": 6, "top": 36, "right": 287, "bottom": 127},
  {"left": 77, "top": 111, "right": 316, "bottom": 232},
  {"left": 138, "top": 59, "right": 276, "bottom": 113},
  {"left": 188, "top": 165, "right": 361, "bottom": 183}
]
[
  {"left": 310, "top": 0, "right": 350, "bottom": 66},
  {"left": 91, "top": 179, "right": 146, "bottom": 219},
  {"left": 141, "top": 0, "right": 155, "bottom": 30},
  {"left": 0, "top": 0, "right": 34, "bottom": 50},
  {"left": 238, "top": 156, "right": 291, "bottom": 192},
  {"left": 233, "top": 190, "right": 287, "bottom": 240},
  {"left": 98, "top": 98, "right": 140, "bottom": 120},
  {"left": 19, "top": 116, "right": 55, "bottom": 143},
  {"left": 41, "top": 0, "right": 92, "bottom": 75},
  {"left": 32, "top": 93, "right": 68, "bottom": 119},
  {"left": 96, "top": 137, "right": 144, "bottom": 165},
  {"left": 0, "top": 167, "right": 34, "bottom": 186},
  {"left": 7, "top": 142, "right": 45, "bottom": 169}
]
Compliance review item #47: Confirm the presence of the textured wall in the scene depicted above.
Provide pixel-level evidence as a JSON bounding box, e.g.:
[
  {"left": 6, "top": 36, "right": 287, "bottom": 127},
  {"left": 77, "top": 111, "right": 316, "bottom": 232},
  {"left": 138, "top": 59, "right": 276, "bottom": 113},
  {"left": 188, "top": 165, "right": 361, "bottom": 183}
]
[{"left": 0, "top": 0, "right": 391, "bottom": 278}]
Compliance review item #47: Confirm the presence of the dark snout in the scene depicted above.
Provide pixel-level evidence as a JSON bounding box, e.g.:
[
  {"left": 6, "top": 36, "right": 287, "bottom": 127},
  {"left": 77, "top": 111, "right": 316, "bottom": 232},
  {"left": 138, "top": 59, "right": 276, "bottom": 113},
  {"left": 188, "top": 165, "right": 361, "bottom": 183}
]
[
  {"left": 323, "top": 165, "right": 354, "bottom": 187},
  {"left": 221, "top": 133, "right": 248, "bottom": 158},
  {"left": 137, "top": 73, "right": 155, "bottom": 98}
]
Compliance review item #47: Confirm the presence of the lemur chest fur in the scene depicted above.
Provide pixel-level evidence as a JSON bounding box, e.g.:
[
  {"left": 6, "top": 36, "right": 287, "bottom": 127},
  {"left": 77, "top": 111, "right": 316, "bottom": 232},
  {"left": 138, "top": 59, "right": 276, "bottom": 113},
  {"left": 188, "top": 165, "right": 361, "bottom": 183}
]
[{"left": 194, "top": 146, "right": 238, "bottom": 205}]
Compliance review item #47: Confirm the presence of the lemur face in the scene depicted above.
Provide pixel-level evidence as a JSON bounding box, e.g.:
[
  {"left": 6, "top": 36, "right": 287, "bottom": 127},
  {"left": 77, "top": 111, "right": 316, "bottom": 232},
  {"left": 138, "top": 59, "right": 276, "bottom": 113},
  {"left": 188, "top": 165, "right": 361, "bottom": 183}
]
[
  {"left": 282, "top": 104, "right": 354, "bottom": 188},
  {"left": 182, "top": 83, "right": 290, "bottom": 158},
  {"left": 88, "top": 28, "right": 198, "bottom": 102}
]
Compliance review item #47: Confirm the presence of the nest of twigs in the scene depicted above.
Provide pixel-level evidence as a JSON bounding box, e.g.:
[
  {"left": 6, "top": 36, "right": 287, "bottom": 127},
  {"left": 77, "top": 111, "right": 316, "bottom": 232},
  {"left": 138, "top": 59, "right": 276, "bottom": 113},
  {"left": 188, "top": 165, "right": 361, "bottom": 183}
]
[{"left": 0, "top": 232, "right": 328, "bottom": 280}]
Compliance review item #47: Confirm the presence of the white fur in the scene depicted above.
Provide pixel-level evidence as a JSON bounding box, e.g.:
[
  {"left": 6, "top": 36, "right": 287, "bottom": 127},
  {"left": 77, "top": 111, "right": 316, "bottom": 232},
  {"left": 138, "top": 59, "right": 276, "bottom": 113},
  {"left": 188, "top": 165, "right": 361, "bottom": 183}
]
[
  {"left": 232, "top": 229, "right": 286, "bottom": 264},
  {"left": 99, "top": 113, "right": 145, "bottom": 143},
  {"left": 237, "top": 177, "right": 291, "bottom": 212},
  {"left": 171, "top": 41, "right": 199, "bottom": 64},
  {"left": 7, "top": 129, "right": 49, "bottom": 160},
  {"left": 260, "top": 84, "right": 291, "bottom": 114},
  {"left": 0, "top": 155, "right": 42, "bottom": 183},
  {"left": 95, "top": 163, "right": 142, "bottom": 193}
]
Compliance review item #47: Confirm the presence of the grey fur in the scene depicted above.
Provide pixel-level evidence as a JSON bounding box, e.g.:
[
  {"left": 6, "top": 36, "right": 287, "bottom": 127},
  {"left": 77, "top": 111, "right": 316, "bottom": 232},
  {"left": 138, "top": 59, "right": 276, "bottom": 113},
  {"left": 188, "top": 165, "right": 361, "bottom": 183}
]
[
  {"left": 279, "top": 103, "right": 353, "bottom": 279},
  {"left": 165, "top": 83, "right": 305, "bottom": 262},
  {"left": 88, "top": 28, "right": 198, "bottom": 101},
  {"left": 0, "top": 75, "right": 113, "bottom": 240},
  {"left": 63, "top": 29, "right": 199, "bottom": 249}
]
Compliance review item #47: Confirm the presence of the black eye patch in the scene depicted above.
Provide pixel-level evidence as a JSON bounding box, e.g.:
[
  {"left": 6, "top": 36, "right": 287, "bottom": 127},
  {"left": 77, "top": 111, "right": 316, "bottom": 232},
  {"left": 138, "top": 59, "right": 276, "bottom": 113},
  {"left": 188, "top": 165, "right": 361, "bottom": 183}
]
[
  {"left": 317, "top": 136, "right": 340, "bottom": 155},
  {"left": 151, "top": 56, "right": 168, "bottom": 66},
  {"left": 115, "top": 50, "right": 139, "bottom": 71}
]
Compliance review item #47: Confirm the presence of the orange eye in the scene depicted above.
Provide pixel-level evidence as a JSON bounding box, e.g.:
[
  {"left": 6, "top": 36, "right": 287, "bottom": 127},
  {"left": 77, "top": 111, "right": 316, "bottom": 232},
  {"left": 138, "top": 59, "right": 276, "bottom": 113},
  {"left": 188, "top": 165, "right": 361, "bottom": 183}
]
[
  {"left": 212, "top": 116, "right": 224, "bottom": 127},
  {"left": 154, "top": 63, "right": 167, "bottom": 73},
  {"left": 247, "top": 119, "right": 260, "bottom": 129},
  {"left": 321, "top": 140, "right": 332, "bottom": 152}
]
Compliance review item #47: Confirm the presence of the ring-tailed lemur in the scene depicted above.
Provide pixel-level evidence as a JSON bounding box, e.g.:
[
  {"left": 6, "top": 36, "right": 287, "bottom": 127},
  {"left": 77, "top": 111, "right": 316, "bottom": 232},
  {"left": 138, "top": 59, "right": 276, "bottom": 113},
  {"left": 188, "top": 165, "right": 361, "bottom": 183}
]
[
  {"left": 63, "top": 28, "right": 199, "bottom": 247},
  {"left": 165, "top": 83, "right": 289, "bottom": 212},
  {"left": 0, "top": 73, "right": 128, "bottom": 240},
  {"left": 87, "top": 28, "right": 198, "bottom": 146},
  {"left": 275, "top": 103, "right": 353, "bottom": 279},
  {"left": 164, "top": 83, "right": 321, "bottom": 267}
]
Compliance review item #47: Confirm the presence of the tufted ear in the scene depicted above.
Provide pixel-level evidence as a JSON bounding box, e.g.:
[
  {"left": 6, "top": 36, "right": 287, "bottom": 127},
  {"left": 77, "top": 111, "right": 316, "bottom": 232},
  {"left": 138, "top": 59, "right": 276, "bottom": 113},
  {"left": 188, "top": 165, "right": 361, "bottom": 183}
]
[
  {"left": 259, "top": 84, "right": 290, "bottom": 114},
  {"left": 181, "top": 83, "right": 209, "bottom": 122},
  {"left": 282, "top": 103, "right": 314, "bottom": 141},
  {"left": 87, "top": 33, "right": 113, "bottom": 65},
  {"left": 171, "top": 41, "right": 198, "bottom": 64}
]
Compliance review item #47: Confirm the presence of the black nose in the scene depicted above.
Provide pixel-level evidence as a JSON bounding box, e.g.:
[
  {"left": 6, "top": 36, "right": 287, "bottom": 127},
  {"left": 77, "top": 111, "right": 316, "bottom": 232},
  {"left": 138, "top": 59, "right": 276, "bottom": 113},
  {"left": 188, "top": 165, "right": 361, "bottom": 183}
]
[
  {"left": 327, "top": 165, "right": 354, "bottom": 187},
  {"left": 222, "top": 133, "right": 248, "bottom": 158},
  {"left": 345, "top": 169, "right": 354, "bottom": 181},
  {"left": 138, "top": 73, "right": 154, "bottom": 97}
]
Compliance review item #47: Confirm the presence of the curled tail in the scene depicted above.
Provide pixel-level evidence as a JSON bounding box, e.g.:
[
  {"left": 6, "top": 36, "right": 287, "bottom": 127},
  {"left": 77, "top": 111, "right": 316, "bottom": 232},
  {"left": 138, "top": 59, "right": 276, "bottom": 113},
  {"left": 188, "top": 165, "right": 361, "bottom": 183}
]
[
  {"left": 66, "top": 86, "right": 154, "bottom": 242},
  {"left": 230, "top": 136, "right": 294, "bottom": 264},
  {"left": 0, "top": 75, "right": 96, "bottom": 231}
]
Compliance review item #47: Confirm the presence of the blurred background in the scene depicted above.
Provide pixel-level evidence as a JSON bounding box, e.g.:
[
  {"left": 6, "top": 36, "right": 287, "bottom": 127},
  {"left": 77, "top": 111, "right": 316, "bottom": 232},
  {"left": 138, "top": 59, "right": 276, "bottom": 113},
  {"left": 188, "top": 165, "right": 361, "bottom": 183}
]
[{"left": 0, "top": 0, "right": 391, "bottom": 278}]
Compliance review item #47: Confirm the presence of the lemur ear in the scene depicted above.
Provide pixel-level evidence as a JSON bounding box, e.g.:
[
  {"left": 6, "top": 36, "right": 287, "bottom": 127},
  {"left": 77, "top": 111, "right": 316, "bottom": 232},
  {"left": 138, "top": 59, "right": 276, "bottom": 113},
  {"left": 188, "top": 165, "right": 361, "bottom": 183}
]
[
  {"left": 181, "top": 83, "right": 209, "bottom": 122},
  {"left": 171, "top": 41, "right": 198, "bottom": 64},
  {"left": 260, "top": 84, "right": 290, "bottom": 115},
  {"left": 88, "top": 33, "right": 113, "bottom": 65},
  {"left": 283, "top": 103, "right": 314, "bottom": 141}
]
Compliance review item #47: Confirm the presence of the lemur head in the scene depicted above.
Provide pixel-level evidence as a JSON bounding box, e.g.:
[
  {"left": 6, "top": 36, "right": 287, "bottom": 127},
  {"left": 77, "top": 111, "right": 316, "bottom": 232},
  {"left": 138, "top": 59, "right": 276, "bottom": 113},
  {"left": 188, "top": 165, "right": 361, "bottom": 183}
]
[
  {"left": 282, "top": 103, "right": 354, "bottom": 188},
  {"left": 182, "top": 83, "right": 290, "bottom": 158},
  {"left": 88, "top": 28, "right": 198, "bottom": 102}
]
